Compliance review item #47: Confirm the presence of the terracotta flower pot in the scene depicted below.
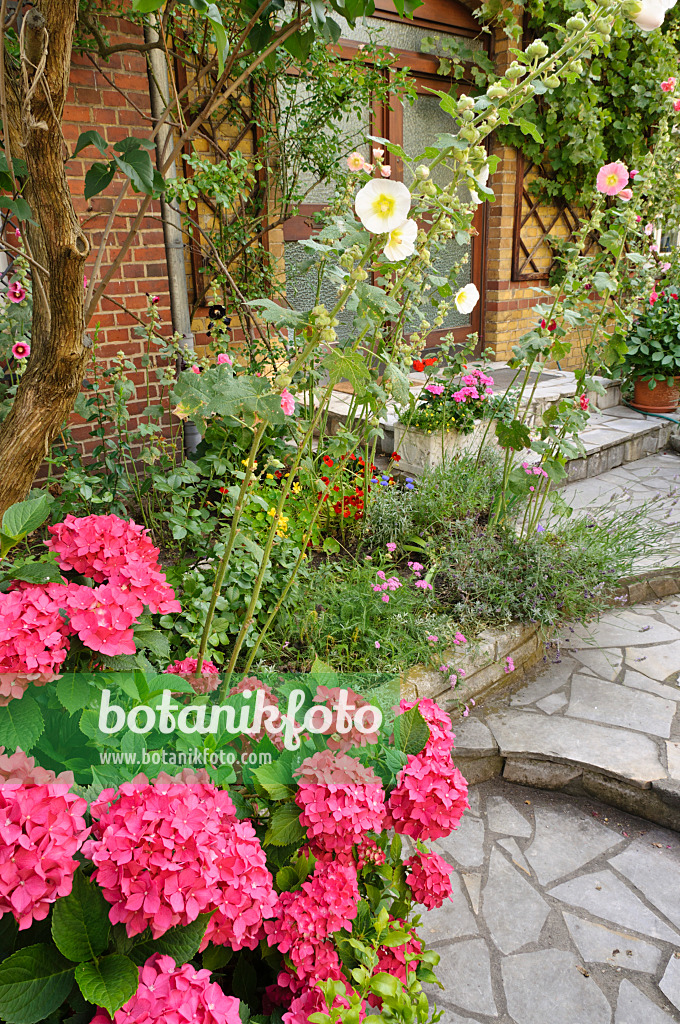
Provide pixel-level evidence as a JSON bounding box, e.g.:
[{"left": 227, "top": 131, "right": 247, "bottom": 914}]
[{"left": 630, "top": 376, "right": 680, "bottom": 413}]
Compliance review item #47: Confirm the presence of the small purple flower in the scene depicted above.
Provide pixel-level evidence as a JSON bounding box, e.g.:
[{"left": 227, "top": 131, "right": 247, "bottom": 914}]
[{"left": 536, "top": 524, "right": 545, "bottom": 533}]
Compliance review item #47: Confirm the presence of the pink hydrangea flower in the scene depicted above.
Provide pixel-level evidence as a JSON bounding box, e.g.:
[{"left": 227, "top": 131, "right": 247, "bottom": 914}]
[
  {"left": 281, "top": 389, "right": 296, "bottom": 416},
  {"left": 11, "top": 342, "right": 29, "bottom": 359},
  {"left": 385, "top": 752, "right": 469, "bottom": 840},
  {"left": 405, "top": 848, "right": 454, "bottom": 909},
  {"left": 595, "top": 161, "right": 629, "bottom": 196},
  {"left": 0, "top": 783, "right": 89, "bottom": 930},
  {"left": 84, "top": 774, "right": 278, "bottom": 948},
  {"left": 282, "top": 982, "right": 361, "bottom": 1024},
  {"left": 310, "top": 685, "right": 380, "bottom": 753},
  {"left": 63, "top": 583, "right": 143, "bottom": 656},
  {"left": 661, "top": 77, "right": 677, "bottom": 92},
  {"left": 7, "top": 281, "right": 26, "bottom": 303},
  {"left": 355, "top": 837, "right": 386, "bottom": 869},
  {"left": 294, "top": 750, "right": 386, "bottom": 855},
  {"left": 0, "top": 747, "right": 73, "bottom": 785},
  {"left": 0, "top": 583, "right": 70, "bottom": 699},
  {"left": 165, "top": 657, "right": 220, "bottom": 695},
  {"left": 46, "top": 514, "right": 181, "bottom": 614},
  {"left": 265, "top": 860, "right": 358, "bottom": 983},
  {"left": 227, "top": 675, "right": 285, "bottom": 749},
  {"left": 90, "top": 953, "right": 241, "bottom": 1024}
]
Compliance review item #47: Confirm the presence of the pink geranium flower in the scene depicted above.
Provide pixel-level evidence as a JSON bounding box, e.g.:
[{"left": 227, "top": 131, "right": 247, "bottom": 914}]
[
  {"left": 650, "top": 290, "right": 659, "bottom": 305},
  {"left": 281, "top": 389, "right": 295, "bottom": 416},
  {"left": 425, "top": 384, "right": 445, "bottom": 396},
  {"left": 11, "top": 342, "right": 30, "bottom": 359},
  {"left": 595, "top": 161, "right": 629, "bottom": 196}
]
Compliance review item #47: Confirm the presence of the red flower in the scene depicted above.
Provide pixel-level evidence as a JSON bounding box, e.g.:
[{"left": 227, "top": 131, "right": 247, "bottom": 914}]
[
  {"left": 673, "top": 293, "right": 678, "bottom": 300},
  {"left": 219, "top": 487, "right": 228, "bottom": 494},
  {"left": 321, "top": 476, "right": 330, "bottom": 486},
  {"left": 322, "top": 456, "right": 334, "bottom": 467},
  {"left": 412, "top": 360, "right": 424, "bottom": 372},
  {"left": 349, "top": 453, "right": 357, "bottom": 460},
  {"left": 540, "top": 318, "right": 546, "bottom": 328},
  {"left": 548, "top": 320, "right": 557, "bottom": 332},
  {"left": 391, "top": 452, "right": 401, "bottom": 463},
  {"left": 423, "top": 357, "right": 438, "bottom": 366}
]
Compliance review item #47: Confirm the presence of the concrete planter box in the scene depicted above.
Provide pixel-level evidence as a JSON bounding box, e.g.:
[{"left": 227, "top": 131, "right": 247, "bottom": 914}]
[{"left": 393, "top": 419, "right": 495, "bottom": 476}]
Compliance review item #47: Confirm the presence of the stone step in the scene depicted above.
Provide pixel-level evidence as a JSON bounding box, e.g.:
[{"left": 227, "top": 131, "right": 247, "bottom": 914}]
[{"left": 563, "top": 405, "right": 679, "bottom": 485}]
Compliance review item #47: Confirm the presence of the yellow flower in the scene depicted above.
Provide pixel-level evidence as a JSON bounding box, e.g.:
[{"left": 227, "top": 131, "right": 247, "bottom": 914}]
[
  {"left": 266, "top": 473, "right": 274, "bottom": 480},
  {"left": 292, "top": 482, "right": 301, "bottom": 494}
]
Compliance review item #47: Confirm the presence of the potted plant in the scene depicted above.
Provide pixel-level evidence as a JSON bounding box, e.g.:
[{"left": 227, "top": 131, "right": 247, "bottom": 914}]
[
  {"left": 393, "top": 367, "right": 496, "bottom": 475},
  {"left": 621, "top": 289, "right": 680, "bottom": 412}
]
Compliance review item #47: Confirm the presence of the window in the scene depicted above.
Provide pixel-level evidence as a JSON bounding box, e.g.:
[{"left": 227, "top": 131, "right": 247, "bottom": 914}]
[{"left": 283, "top": 0, "right": 488, "bottom": 350}]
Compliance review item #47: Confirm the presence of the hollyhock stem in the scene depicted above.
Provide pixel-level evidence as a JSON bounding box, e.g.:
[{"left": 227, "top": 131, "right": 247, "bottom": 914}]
[{"left": 196, "top": 419, "right": 267, "bottom": 676}]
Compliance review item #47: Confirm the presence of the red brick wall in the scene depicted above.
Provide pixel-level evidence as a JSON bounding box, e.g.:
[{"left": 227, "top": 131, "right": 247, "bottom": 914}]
[{"left": 62, "top": 17, "right": 173, "bottom": 457}]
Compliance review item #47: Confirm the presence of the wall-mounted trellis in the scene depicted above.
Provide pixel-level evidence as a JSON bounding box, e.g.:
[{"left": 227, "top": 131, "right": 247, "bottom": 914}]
[{"left": 511, "top": 154, "right": 597, "bottom": 281}]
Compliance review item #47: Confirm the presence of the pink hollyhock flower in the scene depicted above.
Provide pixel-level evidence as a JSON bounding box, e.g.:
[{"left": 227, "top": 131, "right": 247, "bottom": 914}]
[
  {"left": 674, "top": 99, "right": 680, "bottom": 112},
  {"left": 405, "top": 848, "right": 454, "bottom": 908},
  {"left": 0, "top": 584, "right": 70, "bottom": 699},
  {"left": 618, "top": 189, "right": 633, "bottom": 202},
  {"left": 347, "top": 152, "right": 366, "bottom": 172},
  {"left": 425, "top": 383, "right": 445, "bottom": 396},
  {"left": 90, "top": 953, "right": 241, "bottom": 1024},
  {"left": 630, "top": 169, "right": 639, "bottom": 179},
  {"left": 150, "top": 295, "right": 160, "bottom": 305},
  {"left": 310, "top": 684, "right": 380, "bottom": 752},
  {"left": 165, "top": 657, "right": 220, "bottom": 695},
  {"left": 7, "top": 281, "right": 26, "bottom": 303},
  {"left": 661, "top": 77, "right": 677, "bottom": 92},
  {"left": 294, "top": 750, "right": 386, "bottom": 854},
  {"left": 645, "top": 222, "right": 655, "bottom": 235},
  {"left": 596, "top": 161, "right": 629, "bottom": 196},
  {"left": 217, "top": 352, "right": 232, "bottom": 365},
  {"left": 385, "top": 751, "right": 469, "bottom": 840},
  {"left": 0, "top": 784, "right": 89, "bottom": 930},
  {"left": 191, "top": 364, "right": 201, "bottom": 373},
  {"left": 265, "top": 860, "right": 358, "bottom": 983},
  {"left": 397, "top": 698, "right": 455, "bottom": 757},
  {"left": 580, "top": 394, "right": 589, "bottom": 410},
  {"left": 84, "top": 774, "right": 278, "bottom": 948},
  {"left": 355, "top": 837, "right": 386, "bottom": 869},
  {"left": 661, "top": 261, "right": 672, "bottom": 271},
  {"left": 11, "top": 342, "right": 30, "bottom": 359},
  {"left": 368, "top": 919, "right": 422, "bottom": 1008},
  {"left": 380, "top": 165, "right": 392, "bottom": 177},
  {"left": 46, "top": 514, "right": 181, "bottom": 614},
  {"left": 280, "top": 389, "right": 295, "bottom": 416}
]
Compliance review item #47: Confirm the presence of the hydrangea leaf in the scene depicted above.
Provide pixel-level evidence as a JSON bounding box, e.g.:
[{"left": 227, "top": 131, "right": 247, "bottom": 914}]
[
  {"left": 0, "top": 944, "right": 75, "bottom": 1024},
  {"left": 264, "top": 802, "right": 306, "bottom": 847},
  {"left": 0, "top": 697, "right": 43, "bottom": 753},
  {"left": 51, "top": 869, "right": 111, "bottom": 962},
  {"left": 129, "top": 914, "right": 212, "bottom": 967},
  {"left": 1, "top": 495, "right": 52, "bottom": 542},
  {"left": 55, "top": 674, "right": 95, "bottom": 716},
  {"left": 75, "top": 955, "right": 138, "bottom": 1017},
  {"left": 393, "top": 705, "right": 429, "bottom": 757}
]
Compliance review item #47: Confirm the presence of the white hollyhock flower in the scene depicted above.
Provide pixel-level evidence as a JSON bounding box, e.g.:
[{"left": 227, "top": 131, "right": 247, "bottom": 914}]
[
  {"left": 454, "top": 283, "right": 480, "bottom": 315},
  {"left": 469, "top": 164, "right": 491, "bottom": 205},
  {"left": 355, "top": 178, "right": 411, "bottom": 234},
  {"left": 632, "top": 0, "right": 676, "bottom": 29},
  {"left": 383, "top": 219, "right": 418, "bottom": 262}
]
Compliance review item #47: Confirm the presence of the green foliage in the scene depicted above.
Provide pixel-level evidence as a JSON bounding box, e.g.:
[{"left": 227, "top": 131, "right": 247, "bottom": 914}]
[
  {"left": 51, "top": 870, "right": 111, "bottom": 962},
  {"left": 615, "top": 291, "right": 680, "bottom": 383},
  {"left": 0, "top": 945, "right": 75, "bottom": 1024}
]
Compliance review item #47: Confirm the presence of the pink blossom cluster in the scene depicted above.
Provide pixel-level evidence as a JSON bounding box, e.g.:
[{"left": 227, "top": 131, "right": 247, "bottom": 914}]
[
  {"left": 228, "top": 676, "right": 285, "bottom": 750},
  {"left": 90, "top": 953, "right": 241, "bottom": 1024},
  {"left": 368, "top": 920, "right": 422, "bottom": 1008},
  {"left": 0, "top": 746, "right": 73, "bottom": 785},
  {"left": 294, "top": 750, "right": 386, "bottom": 855},
  {"left": 414, "top": 579, "right": 433, "bottom": 591},
  {"left": 0, "top": 584, "right": 70, "bottom": 700},
  {"left": 385, "top": 751, "right": 468, "bottom": 840},
  {"left": 355, "top": 837, "right": 386, "bottom": 869},
  {"left": 165, "top": 657, "right": 220, "bottom": 695},
  {"left": 408, "top": 561, "right": 424, "bottom": 576},
  {"left": 281, "top": 980, "right": 362, "bottom": 1024},
  {"left": 0, "top": 783, "right": 89, "bottom": 930},
  {"left": 452, "top": 384, "right": 480, "bottom": 403},
  {"left": 404, "top": 848, "right": 454, "bottom": 909},
  {"left": 522, "top": 462, "right": 549, "bottom": 480},
  {"left": 84, "top": 774, "right": 278, "bottom": 949},
  {"left": 311, "top": 685, "right": 380, "bottom": 752},
  {"left": 46, "top": 514, "right": 181, "bottom": 614},
  {"left": 372, "top": 570, "right": 402, "bottom": 603},
  {"left": 264, "top": 860, "right": 358, "bottom": 983},
  {"left": 425, "top": 383, "right": 445, "bottom": 396}
]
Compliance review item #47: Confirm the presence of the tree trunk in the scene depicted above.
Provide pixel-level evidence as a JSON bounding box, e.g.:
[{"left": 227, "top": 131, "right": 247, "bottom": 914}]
[{"left": 0, "top": 0, "right": 89, "bottom": 518}]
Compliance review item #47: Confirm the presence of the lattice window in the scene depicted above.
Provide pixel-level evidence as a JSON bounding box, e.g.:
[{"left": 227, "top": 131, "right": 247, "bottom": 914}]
[{"left": 512, "top": 154, "right": 596, "bottom": 281}]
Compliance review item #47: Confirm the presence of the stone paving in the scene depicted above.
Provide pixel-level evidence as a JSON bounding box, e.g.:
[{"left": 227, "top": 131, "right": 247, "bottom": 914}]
[{"left": 420, "top": 777, "right": 680, "bottom": 1024}]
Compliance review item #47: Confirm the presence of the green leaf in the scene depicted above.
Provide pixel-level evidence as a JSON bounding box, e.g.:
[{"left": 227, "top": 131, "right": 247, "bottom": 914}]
[
  {"left": 113, "top": 149, "right": 155, "bottom": 195},
  {"left": 73, "top": 130, "right": 109, "bottom": 159},
  {"left": 369, "top": 972, "right": 401, "bottom": 1001},
  {"left": 0, "top": 944, "right": 75, "bottom": 1024},
  {"left": 518, "top": 118, "right": 543, "bottom": 144},
  {"left": 0, "top": 197, "right": 34, "bottom": 223},
  {"left": 131, "top": 0, "right": 164, "bottom": 10},
  {"left": 322, "top": 349, "right": 371, "bottom": 399},
  {"left": 265, "top": 802, "right": 306, "bottom": 847},
  {"left": 394, "top": 705, "right": 429, "bottom": 757},
  {"left": 0, "top": 697, "right": 43, "bottom": 752},
  {"left": 56, "top": 674, "right": 95, "bottom": 715},
  {"left": 247, "top": 299, "right": 303, "bottom": 329},
  {"left": 383, "top": 362, "right": 410, "bottom": 405},
  {"left": 75, "top": 956, "right": 138, "bottom": 1017},
  {"left": 252, "top": 759, "right": 295, "bottom": 801},
  {"left": 52, "top": 869, "right": 111, "bottom": 962},
  {"left": 84, "top": 162, "right": 115, "bottom": 200},
  {"left": 133, "top": 626, "right": 170, "bottom": 661},
  {"left": 2, "top": 560, "right": 64, "bottom": 586},
  {"left": 129, "top": 914, "right": 212, "bottom": 967},
  {"left": 2, "top": 495, "right": 52, "bottom": 541}
]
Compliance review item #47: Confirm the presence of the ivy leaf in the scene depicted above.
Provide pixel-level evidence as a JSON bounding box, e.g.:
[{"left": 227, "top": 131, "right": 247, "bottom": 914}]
[
  {"left": 51, "top": 869, "right": 111, "bottom": 962},
  {"left": 0, "top": 697, "right": 44, "bottom": 753},
  {"left": 75, "top": 956, "right": 138, "bottom": 1017},
  {"left": 264, "top": 803, "right": 306, "bottom": 847},
  {"left": 0, "top": 945, "right": 75, "bottom": 1024}
]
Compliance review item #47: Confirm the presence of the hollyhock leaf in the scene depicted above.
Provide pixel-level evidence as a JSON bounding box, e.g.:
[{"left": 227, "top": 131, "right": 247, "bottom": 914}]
[
  {"left": 56, "top": 674, "right": 95, "bottom": 716},
  {"left": 393, "top": 706, "right": 429, "bottom": 757},
  {"left": 518, "top": 118, "right": 543, "bottom": 144},
  {"left": 0, "top": 697, "right": 43, "bottom": 752},
  {"left": 1, "top": 495, "right": 52, "bottom": 542},
  {"left": 129, "top": 913, "right": 212, "bottom": 967},
  {"left": 75, "top": 955, "right": 138, "bottom": 1016},
  {"left": 322, "top": 350, "right": 371, "bottom": 399},
  {"left": 264, "top": 802, "right": 306, "bottom": 847},
  {"left": 384, "top": 362, "right": 410, "bottom": 405},
  {"left": 51, "top": 870, "right": 111, "bottom": 963},
  {"left": 0, "top": 944, "right": 75, "bottom": 1024}
]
